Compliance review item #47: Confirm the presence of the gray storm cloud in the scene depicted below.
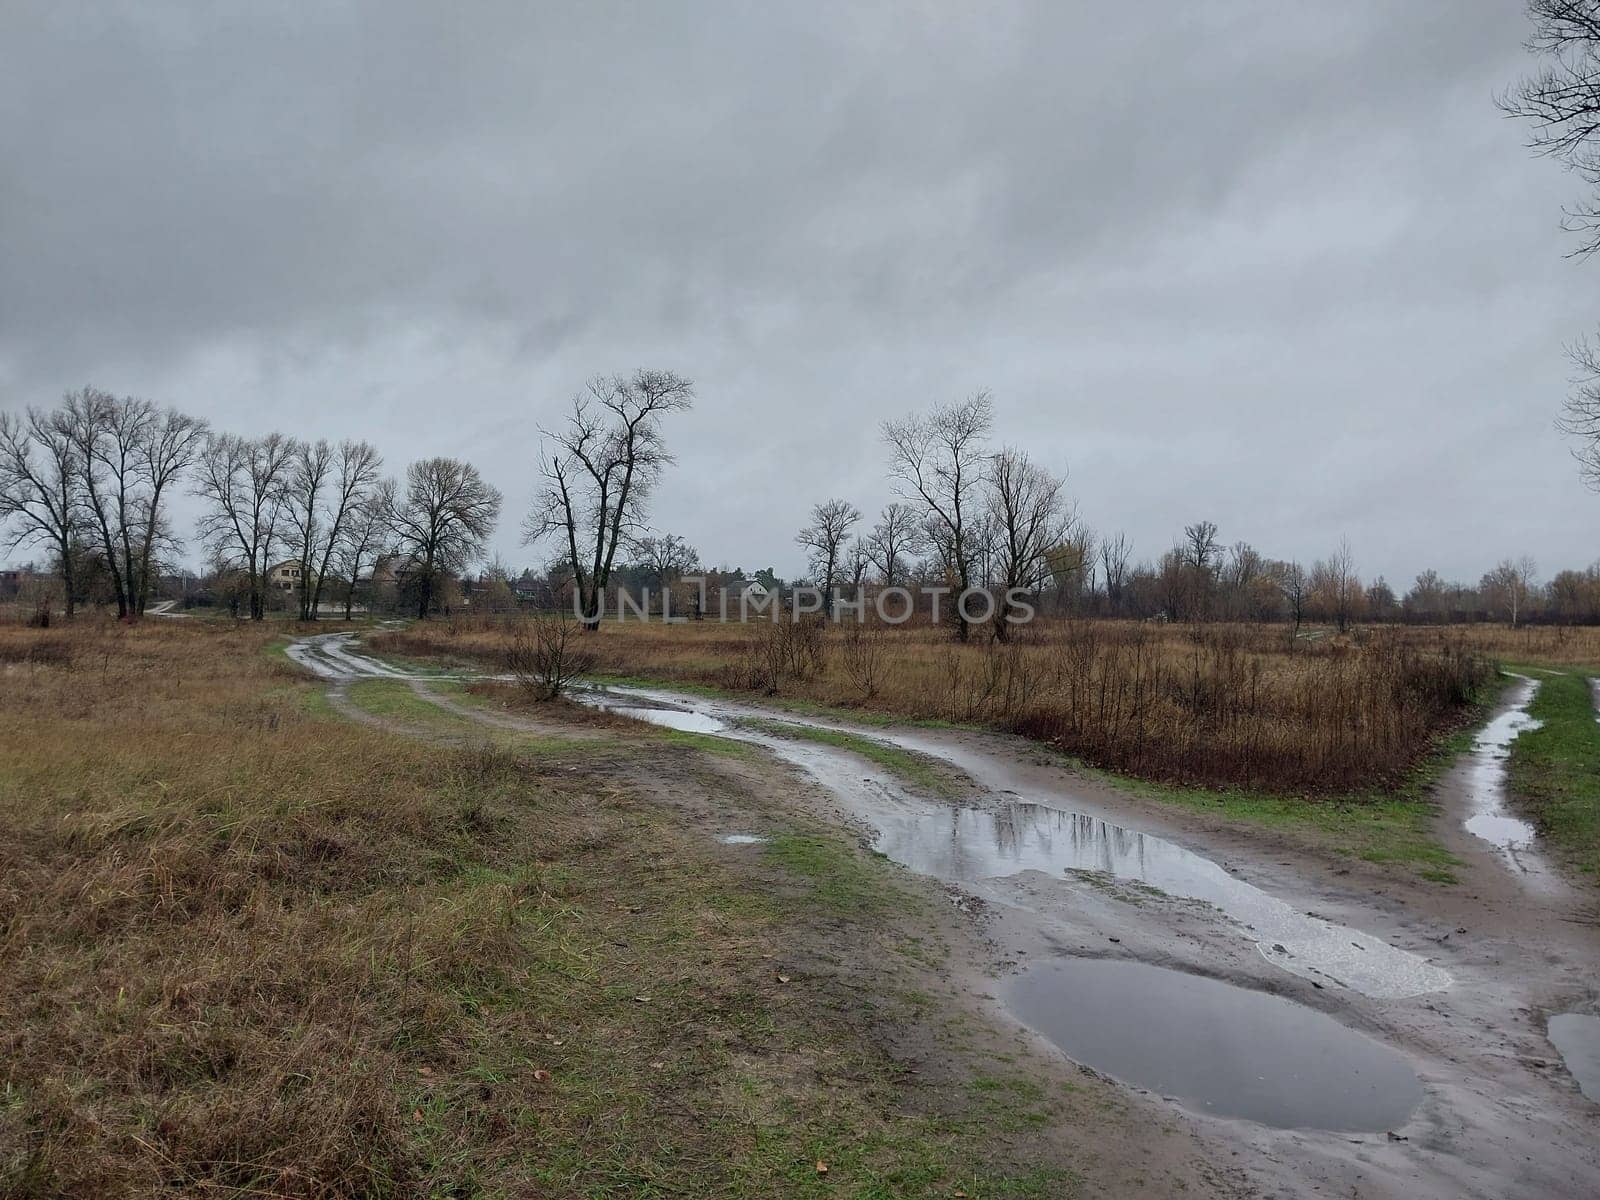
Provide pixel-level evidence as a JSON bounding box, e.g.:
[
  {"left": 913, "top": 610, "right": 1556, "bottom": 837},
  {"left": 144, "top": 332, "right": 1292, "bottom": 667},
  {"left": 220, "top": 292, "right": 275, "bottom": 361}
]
[{"left": 0, "top": 2, "right": 1591, "bottom": 583}]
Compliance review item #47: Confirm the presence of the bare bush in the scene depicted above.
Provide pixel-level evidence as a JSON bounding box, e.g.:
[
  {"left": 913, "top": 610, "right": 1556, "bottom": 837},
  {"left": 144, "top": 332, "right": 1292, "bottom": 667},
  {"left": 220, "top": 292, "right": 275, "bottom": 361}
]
[
  {"left": 505, "top": 612, "right": 596, "bottom": 700},
  {"left": 741, "top": 617, "right": 828, "bottom": 693},
  {"left": 841, "top": 626, "right": 884, "bottom": 700}
]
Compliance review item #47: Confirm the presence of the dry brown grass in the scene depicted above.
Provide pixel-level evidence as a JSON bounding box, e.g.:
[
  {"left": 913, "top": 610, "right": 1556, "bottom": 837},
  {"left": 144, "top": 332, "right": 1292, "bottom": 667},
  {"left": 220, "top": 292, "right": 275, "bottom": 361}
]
[
  {"left": 377, "top": 615, "right": 1498, "bottom": 794},
  {"left": 0, "top": 616, "right": 1085, "bottom": 1197}
]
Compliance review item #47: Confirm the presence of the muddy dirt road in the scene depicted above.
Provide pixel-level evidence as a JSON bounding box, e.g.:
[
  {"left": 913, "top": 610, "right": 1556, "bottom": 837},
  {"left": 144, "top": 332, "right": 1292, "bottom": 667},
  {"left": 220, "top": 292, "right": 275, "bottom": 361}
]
[{"left": 289, "top": 632, "right": 1600, "bottom": 1199}]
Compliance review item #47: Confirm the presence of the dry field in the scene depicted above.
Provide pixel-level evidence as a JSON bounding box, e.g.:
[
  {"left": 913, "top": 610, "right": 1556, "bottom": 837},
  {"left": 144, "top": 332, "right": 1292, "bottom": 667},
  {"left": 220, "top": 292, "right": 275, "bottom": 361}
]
[
  {"left": 375, "top": 615, "right": 1504, "bottom": 795},
  {"left": 0, "top": 616, "right": 1105, "bottom": 1197}
]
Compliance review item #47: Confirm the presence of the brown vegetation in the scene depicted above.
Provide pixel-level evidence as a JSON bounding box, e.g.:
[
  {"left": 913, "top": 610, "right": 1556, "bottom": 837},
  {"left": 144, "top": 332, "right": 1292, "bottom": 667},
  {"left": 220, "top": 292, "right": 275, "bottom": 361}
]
[
  {"left": 1, "top": 616, "right": 1099, "bottom": 1197},
  {"left": 376, "top": 615, "right": 1498, "bottom": 794}
]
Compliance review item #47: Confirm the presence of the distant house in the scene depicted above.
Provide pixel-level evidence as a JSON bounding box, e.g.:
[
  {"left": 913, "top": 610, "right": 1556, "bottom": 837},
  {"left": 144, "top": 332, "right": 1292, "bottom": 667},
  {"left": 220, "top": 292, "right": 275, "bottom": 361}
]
[{"left": 267, "top": 560, "right": 307, "bottom": 593}]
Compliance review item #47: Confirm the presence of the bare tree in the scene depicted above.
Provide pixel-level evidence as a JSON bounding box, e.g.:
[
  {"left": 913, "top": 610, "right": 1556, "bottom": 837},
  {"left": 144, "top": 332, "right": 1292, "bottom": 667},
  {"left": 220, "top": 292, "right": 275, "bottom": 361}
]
[
  {"left": 132, "top": 405, "right": 208, "bottom": 614},
  {"left": 0, "top": 408, "right": 82, "bottom": 616},
  {"left": 1046, "top": 527, "right": 1096, "bottom": 612},
  {"left": 1501, "top": 0, "right": 1600, "bottom": 255},
  {"left": 796, "top": 498, "right": 862, "bottom": 614},
  {"left": 632, "top": 532, "right": 699, "bottom": 593},
  {"left": 1275, "top": 560, "right": 1309, "bottom": 644},
  {"left": 526, "top": 369, "right": 694, "bottom": 629},
  {"left": 1180, "top": 519, "right": 1221, "bottom": 618},
  {"left": 863, "top": 502, "right": 922, "bottom": 588},
  {"left": 1482, "top": 556, "right": 1539, "bottom": 627},
  {"left": 287, "top": 439, "right": 332, "bottom": 621},
  {"left": 386, "top": 457, "right": 502, "bottom": 618},
  {"left": 287, "top": 439, "right": 383, "bottom": 620},
  {"left": 882, "top": 391, "right": 993, "bottom": 641},
  {"left": 1557, "top": 337, "right": 1600, "bottom": 488},
  {"left": 1099, "top": 530, "right": 1132, "bottom": 611},
  {"left": 1326, "top": 536, "right": 1359, "bottom": 633},
  {"left": 845, "top": 536, "right": 871, "bottom": 598},
  {"left": 332, "top": 493, "right": 386, "bottom": 620},
  {"left": 194, "top": 432, "right": 297, "bottom": 620},
  {"left": 1221, "top": 541, "right": 1266, "bottom": 620},
  {"left": 988, "top": 448, "right": 1072, "bottom": 638},
  {"left": 61, "top": 388, "right": 205, "bottom": 618}
]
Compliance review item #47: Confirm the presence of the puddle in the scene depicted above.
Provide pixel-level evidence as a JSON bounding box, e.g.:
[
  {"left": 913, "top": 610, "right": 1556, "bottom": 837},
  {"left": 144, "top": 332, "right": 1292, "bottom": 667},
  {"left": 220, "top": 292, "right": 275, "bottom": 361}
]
[
  {"left": 718, "top": 833, "right": 768, "bottom": 845},
  {"left": 594, "top": 699, "right": 727, "bottom": 734},
  {"left": 574, "top": 684, "right": 1451, "bottom": 999},
  {"left": 1007, "top": 958, "right": 1424, "bottom": 1131},
  {"left": 1548, "top": 1013, "right": 1600, "bottom": 1103},
  {"left": 1463, "top": 675, "right": 1550, "bottom": 879},
  {"left": 861, "top": 794, "right": 1451, "bottom": 998}
]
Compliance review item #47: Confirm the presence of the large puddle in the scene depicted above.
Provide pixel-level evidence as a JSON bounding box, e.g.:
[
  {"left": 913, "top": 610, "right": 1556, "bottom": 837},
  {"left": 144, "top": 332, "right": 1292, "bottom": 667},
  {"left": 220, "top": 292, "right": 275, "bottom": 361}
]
[
  {"left": 1462, "top": 675, "right": 1551, "bottom": 881},
  {"left": 1548, "top": 1013, "right": 1600, "bottom": 1103},
  {"left": 862, "top": 796, "right": 1450, "bottom": 997},
  {"left": 1007, "top": 958, "right": 1424, "bottom": 1130},
  {"left": 576, "top": 684, "right": 1452, "bottom": 999}
]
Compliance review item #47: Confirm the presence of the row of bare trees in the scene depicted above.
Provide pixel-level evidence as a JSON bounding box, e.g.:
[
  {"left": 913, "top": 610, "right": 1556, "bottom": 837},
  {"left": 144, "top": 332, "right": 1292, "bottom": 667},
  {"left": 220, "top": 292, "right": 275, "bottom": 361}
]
[
  {"left": 788, "top": 392, "right": 1075, "bottom": 642},
  {"left": 1, "top": 387, "right": 502, "bottom": 622},
  {"left": 0, "top": 388, "right": 205, "bottom": 619}
]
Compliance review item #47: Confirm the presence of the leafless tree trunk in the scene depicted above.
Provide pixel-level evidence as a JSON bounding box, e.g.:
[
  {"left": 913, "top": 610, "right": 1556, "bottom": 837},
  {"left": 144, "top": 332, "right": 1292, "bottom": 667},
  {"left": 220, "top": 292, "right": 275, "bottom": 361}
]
[
  {"left": 194, "top": 432, "right": 296, "bottom": 620},
  {"left": 334, "top": 495, "right": 386, "bottom": 620},
  {"left": 288, "top": 439, "right": 332, "bottom": 621},
  {"left": 1276, "top": 560, "right": 1308, "bottom": 646},
  {"left": 796, "top": 497, "right": 862, "bottom": 614},
  {"left": 882, "top": 392, "right": 992, "bottom": 641},
  {"left": 526, "top": 369, "right": 694, "bottom": 630},
  {"left": 864, "top": 502, "right": 922, "bottom": 588},
  {"left": 1328, "top": 537, "right": 1358, "bottom": 633},
  {"left": 288, "top": 439, "right": 382, "bottom": 620},
  {"left": 385, "top": 457, "right": 502, "bottom": 619},
  {"left": 132, "top": 407, "right": 207, "bottom": 615},
  {"left": 1099, "top": 530, "right": 1132, "bottom": 612},
  {"left": 988, "top": 448, "right": 1071, "bottom": 640},
  {"left": 0, "top": 408, "right": 82, "bottom": 617}
]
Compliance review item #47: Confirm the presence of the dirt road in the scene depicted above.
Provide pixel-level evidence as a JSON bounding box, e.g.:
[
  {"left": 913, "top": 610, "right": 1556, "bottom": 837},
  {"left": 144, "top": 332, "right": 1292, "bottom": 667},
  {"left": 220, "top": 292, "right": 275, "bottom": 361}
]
[{"left": 289, "top": 632, "right": 1600, "bottom": 1199}]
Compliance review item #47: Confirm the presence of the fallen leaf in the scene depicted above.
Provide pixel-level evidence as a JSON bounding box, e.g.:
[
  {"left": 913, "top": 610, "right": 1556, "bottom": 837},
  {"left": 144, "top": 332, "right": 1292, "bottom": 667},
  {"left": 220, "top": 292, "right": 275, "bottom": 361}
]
[
  {"left": 777, "top": 974, "right": 791, "bottom": 984},
  {"left": 815, "top": 1159, "right": 829, "bottom": 1176},
  {"left": 533, "top": 1069, "right": 552, "bottom": 1082},
  {"left": 634, "top": 995, "right": 652, "bottom": 1003},
  {"left": 412, "top": 1108, "right": 423, "bottom": 1123}
]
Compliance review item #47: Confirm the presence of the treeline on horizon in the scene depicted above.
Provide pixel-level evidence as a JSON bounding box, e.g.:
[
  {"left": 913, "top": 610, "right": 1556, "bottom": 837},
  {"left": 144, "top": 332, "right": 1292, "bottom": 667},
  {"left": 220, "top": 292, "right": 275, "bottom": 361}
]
[{"left": 0, "top": 378, "right": 1593, "bottom": 630}]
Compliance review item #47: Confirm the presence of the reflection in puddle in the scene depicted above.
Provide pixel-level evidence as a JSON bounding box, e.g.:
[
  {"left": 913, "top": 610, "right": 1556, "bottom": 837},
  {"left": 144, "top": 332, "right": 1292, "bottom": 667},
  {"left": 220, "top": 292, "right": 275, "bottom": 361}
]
[
  {"left": 863, "top": 796, "right": 1449, "bottom": 998},
  {"left": 575, "top": 684, "right": 1451, "bottom": 998},
  {"left": 1548, "top": 1013, "right": 1600, "bottom": 1103},
  {"left": 580, "top": 692, "right": 728, "bottom": 734},
  {"left": 719, "top": 833, "right": 768, "bottom": 845},
  {"left": 1463, "top": 675, "right": 1550, "bottom": 879},
  {"left": 1008, "top": 958, "right": 1424, "bottom": 1131}
]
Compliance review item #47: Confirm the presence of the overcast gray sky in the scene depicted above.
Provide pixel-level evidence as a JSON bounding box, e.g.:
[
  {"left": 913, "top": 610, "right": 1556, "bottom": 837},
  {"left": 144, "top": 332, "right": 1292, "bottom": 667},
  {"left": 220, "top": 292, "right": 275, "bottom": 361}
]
[{"left": 1, "top": 3, "right": 1593, "bottom": 585}]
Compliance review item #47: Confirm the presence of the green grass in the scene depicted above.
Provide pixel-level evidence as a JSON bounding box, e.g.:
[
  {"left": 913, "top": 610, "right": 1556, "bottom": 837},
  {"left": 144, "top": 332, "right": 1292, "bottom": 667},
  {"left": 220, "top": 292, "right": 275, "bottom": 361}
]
[
  {"left": 347, "top": 678, "right": 467, "bottom": 725},
  {"left": 762, "top": 832, "right": 904, "bottom": 917},
  {"left": 743, "top": 719, "right": 961, "bottom": 797},
  {"left": 1507, "top": 668, "right": 1600, "bottom": 880}
]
